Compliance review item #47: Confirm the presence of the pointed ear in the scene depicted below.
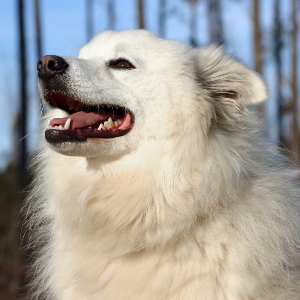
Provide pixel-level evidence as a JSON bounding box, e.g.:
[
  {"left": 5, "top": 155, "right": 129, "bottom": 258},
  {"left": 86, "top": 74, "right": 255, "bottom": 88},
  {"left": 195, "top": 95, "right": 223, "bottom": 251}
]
[{"left": 192, "top": 46, "right": 268, "bottom": 108}]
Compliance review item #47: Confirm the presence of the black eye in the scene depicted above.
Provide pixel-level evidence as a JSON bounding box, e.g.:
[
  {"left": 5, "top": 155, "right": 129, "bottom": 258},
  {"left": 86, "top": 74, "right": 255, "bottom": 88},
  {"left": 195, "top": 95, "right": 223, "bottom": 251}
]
[{"left": 108, "top": 59, "right": 135, "bottom": 70}]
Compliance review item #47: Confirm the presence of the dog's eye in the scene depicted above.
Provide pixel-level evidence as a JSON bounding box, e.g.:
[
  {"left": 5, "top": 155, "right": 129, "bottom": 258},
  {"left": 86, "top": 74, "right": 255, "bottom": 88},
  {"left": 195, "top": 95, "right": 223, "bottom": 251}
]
[{"left": 108, "top": 59, "right": 135, "bottom": 70}]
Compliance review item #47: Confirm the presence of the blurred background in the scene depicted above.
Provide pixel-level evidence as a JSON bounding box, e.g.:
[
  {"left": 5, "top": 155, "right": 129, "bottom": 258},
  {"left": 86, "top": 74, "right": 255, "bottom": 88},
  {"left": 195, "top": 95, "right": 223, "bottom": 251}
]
[{"left": 0, "top": 0, "right": 299, "bottom": 298}]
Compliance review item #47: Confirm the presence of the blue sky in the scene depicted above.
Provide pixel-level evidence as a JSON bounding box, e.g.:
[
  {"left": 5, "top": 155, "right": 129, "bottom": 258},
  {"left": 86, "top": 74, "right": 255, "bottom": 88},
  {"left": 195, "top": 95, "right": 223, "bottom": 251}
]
[{"left": 0, "top": 0, "right": 295, "bottom": 170}]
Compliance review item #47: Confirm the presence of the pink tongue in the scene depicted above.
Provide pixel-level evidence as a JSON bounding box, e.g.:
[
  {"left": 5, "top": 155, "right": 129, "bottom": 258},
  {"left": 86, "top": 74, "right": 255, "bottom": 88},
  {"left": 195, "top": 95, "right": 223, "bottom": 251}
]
[{"left": 50, "top": 111, "right": 114, "bottom": 129}]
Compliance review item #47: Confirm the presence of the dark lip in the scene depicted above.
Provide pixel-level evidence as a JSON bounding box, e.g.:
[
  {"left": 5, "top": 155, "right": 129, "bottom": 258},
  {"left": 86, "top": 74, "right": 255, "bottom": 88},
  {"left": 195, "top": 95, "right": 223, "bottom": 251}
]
[{"left": 45, "top": 122, "right": 133, "bottom": 144}]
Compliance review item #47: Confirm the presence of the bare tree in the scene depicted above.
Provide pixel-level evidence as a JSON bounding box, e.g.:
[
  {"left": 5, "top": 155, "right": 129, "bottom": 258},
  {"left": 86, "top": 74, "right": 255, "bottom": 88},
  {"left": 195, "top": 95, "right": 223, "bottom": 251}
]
[
  {"left": 189, "top": 0, "right": 198, "bottom": 47},
  {"left": 252, "top": 0, "right": 264, "bottom": 116},
  {"left": 11, "top": 114, "right": 19, "bottom": 168},
  {"left": 290, "top": 0, "right": 299, "bottom": 160},
  {"left": 158, "top": 0, "right": 167, "bottom": 38},
  {"left": 137, "top": 0, "right": 144, "bottom": 29},
  {"left": 207, "top": 0, "right": 224, "bottom": 45},
  {"left": 34, "top": 0, "right": 42, "bottom": 61},
  {"left": 86, "top": 0, "right": 94, "bottom": 41},
  {"left": 108, "top": 0, "right": 115, "bottom": 30},
  {"left": 17, "top": 0, "right": 28, "bottom": 171},
  {"left": 253, "top": 0, "right": 263, "bottom": 75},
  {"left": 273, "top": 0, "right": 283, "bottom": 143},
  {"left": 34, "top": 0, "right": 44, "bottom": 116}
]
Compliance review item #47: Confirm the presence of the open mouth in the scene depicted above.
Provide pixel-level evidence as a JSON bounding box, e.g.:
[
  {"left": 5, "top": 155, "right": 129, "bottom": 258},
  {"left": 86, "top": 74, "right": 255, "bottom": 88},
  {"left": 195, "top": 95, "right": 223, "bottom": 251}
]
[{"left": 45, "top": 91, "right": 134, "bottom": 144}]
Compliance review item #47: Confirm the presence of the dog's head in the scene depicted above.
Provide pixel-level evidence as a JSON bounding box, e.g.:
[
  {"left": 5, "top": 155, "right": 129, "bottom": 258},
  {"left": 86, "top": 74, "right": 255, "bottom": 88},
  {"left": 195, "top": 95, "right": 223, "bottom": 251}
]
[{"left": 38, "top": 30, "right": 267, "bottom": 158}]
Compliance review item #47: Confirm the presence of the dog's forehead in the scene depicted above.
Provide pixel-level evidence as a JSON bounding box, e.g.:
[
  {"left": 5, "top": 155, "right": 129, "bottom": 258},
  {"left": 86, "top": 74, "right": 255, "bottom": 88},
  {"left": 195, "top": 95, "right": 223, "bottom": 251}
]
[{"left": 79, "top": 30, "right": 163, "bottom": 60}]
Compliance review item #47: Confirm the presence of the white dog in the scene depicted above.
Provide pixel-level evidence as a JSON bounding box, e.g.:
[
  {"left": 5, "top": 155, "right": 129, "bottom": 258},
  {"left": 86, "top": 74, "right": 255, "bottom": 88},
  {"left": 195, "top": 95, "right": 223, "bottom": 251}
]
[{"left": 25, "top": 30, "right": 300, "bottom": 299}]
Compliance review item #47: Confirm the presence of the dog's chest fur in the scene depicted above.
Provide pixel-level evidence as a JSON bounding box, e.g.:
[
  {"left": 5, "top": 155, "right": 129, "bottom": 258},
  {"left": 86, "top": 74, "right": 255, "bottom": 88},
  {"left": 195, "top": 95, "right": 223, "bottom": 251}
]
[{"left": 40, "top": 153, "right": 297, "bottom": 300}]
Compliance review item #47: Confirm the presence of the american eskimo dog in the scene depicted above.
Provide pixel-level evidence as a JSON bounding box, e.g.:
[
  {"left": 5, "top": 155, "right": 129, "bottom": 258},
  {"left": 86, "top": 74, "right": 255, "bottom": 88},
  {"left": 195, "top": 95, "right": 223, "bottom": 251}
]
[{"left": 25, "top": 30, "right": 300, "bottom": 299}]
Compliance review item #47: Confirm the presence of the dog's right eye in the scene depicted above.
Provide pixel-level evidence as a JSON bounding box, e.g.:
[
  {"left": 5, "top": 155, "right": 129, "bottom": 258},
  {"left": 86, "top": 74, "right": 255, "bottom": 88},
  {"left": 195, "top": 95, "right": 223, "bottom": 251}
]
[{"left": 107, "top": 59, "right": 135, "bottom": 70}]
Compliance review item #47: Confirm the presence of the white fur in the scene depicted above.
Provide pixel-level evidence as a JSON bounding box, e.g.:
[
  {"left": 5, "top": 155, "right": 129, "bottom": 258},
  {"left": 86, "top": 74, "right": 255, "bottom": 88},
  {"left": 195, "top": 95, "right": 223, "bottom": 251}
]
[{"left": 24, "top": 30, "right": 300, "bottom": 300}]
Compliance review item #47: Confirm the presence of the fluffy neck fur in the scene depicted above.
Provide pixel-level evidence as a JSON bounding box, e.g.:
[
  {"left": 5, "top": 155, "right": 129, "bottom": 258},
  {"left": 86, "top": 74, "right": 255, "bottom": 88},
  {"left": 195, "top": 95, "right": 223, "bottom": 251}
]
[{"left": 25, "top": 110, "right": 300, "bottom": 300}]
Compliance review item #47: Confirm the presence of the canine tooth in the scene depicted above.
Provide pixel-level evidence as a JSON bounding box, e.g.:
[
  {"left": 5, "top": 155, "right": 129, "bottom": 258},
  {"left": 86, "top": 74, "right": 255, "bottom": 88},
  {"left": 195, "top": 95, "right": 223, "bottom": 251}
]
[
  {"left": 117, "top": 119, "right": 122, "bottom": 125},
  {"left": 64, "top": 118, "right": 71, "bottom": 129},
  {"left": 104, "top": 121, "right": 109, "bottom": 129},
  {"left": 106, "top": 117, "right": 114, "bottom": 129},
  {"left": 107, "top": 117, "right": 113, "bottom": 128},
  {"left": 98, "top": 123, "right": 105, "bottom": 130},
  {"left": 114, "top": 121, "right": 119, "bottom": 127}
]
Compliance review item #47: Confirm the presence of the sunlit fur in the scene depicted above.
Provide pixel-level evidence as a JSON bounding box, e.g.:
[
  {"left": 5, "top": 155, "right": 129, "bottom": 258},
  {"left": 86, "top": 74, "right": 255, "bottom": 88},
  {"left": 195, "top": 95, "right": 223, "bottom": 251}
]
[{"left": 24, "top": 30, "right": 300, "bottom": 300}]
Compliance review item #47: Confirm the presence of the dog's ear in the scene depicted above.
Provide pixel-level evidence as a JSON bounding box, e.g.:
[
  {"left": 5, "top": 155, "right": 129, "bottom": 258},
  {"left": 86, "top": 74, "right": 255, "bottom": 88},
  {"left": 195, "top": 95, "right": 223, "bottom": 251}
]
[{"left": 192, "top": 46, "right": 268, "bottom": 111}]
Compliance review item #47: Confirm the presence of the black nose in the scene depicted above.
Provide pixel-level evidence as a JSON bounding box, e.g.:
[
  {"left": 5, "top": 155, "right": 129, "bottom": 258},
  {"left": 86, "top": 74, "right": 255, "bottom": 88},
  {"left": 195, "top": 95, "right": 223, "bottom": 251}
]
[{"left": 37, "top": 55, "right": 68, "bottom": 79}]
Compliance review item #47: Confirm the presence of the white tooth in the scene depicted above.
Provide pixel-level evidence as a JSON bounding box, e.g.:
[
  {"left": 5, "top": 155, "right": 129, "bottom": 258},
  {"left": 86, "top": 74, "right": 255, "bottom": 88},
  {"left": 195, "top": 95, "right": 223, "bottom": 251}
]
[
  {"left": 117, "top": 119, "right": 122, "bottom": 125},
  {"left": 98, "top": 123, "right": 105, "bottom": 130},
  {"left": 107, "top": 117, "right": 113, "bottom": 129},
  {"left": 64, "top": 118, "right": 71, "bottom": 129},
  {"left": 114, "top": 121, "right": 119, "bottom": 127},
  {"left": 104, "top": 121, "right": 109, "bottom": 129},
  {"left": 55, "top": 125, "right": 59, "bottom": 129},
  {"left": 58, "top": 125, "right": 63, "bottom": 130}
]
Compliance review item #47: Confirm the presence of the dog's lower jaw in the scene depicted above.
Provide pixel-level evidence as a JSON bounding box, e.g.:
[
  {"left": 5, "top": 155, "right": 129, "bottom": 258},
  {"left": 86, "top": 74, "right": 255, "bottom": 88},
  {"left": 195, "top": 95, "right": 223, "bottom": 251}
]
[{"left": 46, "top": 135, "right": 135, "bottom": 158}]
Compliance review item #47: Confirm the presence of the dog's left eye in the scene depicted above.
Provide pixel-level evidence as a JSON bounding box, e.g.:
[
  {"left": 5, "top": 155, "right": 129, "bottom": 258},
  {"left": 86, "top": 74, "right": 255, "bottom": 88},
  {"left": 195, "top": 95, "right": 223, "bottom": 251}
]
[{"left": 108, "top": 59, "right": 135, "bottom": 69}]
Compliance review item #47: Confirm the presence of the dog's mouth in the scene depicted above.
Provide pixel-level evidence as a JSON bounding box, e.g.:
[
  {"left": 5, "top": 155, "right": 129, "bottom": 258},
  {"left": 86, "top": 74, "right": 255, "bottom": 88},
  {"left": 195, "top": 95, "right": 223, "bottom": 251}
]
[{"left": 45, "top": 91, "right": 134, "bottom": 144}]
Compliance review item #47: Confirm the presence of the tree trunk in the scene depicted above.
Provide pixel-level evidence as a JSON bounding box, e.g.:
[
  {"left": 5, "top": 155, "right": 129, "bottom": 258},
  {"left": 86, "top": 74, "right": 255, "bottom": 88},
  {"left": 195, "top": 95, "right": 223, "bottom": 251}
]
[
  {"left": 189, "top": 0, "right": 198, "bottom": 47},
  {"left": 290, "top": 0, "right": 299, "bottom": 160},
  {"left": 11, "top": 114, "right": 19, "bottom": 167},
  {"left": 274, "top": 0, "right": 283, "bottom": 144},
  {"left": 17, "top": 0, "right": 27, "bottom": 171},
  {"left": 34, "top": 0, "right": 44, "bottom": 116},
  {"left": 252, "top": 0, "right": 264, "bottom": 116},
  {"left": 34, "top": 0, "right": 42, "bottom": 60},
  {"left": 158, "top": 0, "right": 166, "bottom": 38},
  {"left": 108, "top": 0, "right": 115, "bottom": 30},
  {"left": 138, "top": 0, "right": 144, "bottom": 29},
  {"left": 207, "top": 0, "right": 224, "bottom": 45}
]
